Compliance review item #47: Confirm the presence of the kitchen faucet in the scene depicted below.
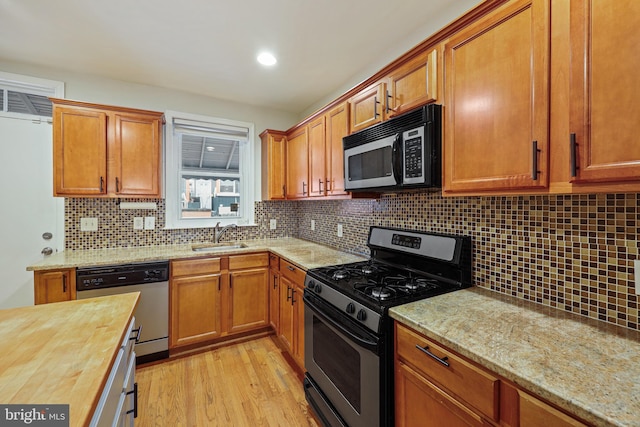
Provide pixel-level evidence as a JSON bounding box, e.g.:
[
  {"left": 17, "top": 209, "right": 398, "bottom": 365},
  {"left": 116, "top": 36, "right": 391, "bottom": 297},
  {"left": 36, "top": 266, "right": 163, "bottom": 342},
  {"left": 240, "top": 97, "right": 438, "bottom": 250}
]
[{"left": 214, "top": 222, "right": 237, "bottom": 243}]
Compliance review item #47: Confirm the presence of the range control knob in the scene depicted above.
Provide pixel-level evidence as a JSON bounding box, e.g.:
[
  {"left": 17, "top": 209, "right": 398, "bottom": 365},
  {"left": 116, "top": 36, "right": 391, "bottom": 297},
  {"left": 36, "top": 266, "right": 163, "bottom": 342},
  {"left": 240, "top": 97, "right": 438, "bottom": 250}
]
[
  {"left": 346, "top": 303, "right": 355, "bottom": 314},
  {"left": 306, "top": 279, "right": 315, "bottom": 289},
  {"left": 314, "top": 283, "right": 322, "bottom": 294},
  {"left": 356, "top": 309, "right": 367, "bottom": 321}
]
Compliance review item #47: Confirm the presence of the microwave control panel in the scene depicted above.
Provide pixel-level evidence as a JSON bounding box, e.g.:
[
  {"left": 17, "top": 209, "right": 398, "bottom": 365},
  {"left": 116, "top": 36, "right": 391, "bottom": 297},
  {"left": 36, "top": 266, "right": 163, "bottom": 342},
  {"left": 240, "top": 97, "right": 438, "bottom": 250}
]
[{"left": 403, "top": 126, "right": 425, "bottom": 184}]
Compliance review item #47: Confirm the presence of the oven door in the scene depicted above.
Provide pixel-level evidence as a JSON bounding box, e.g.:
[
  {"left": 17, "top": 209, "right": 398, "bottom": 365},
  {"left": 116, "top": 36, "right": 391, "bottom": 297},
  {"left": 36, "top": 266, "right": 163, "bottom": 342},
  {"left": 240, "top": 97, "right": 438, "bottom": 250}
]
[
  {"left": 304, "top": 292, "right": 381, "bottom": 427},
  {"left": 344, "top": 133, "right": 399, "bottom": 191}
]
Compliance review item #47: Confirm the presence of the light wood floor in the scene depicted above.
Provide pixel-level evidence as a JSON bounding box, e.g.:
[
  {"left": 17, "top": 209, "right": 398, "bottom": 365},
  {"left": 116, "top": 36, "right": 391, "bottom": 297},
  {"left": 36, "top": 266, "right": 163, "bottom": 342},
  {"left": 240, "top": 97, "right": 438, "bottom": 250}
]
[{"left": 135, "top": 336, "right": 319, "bottom": 427}]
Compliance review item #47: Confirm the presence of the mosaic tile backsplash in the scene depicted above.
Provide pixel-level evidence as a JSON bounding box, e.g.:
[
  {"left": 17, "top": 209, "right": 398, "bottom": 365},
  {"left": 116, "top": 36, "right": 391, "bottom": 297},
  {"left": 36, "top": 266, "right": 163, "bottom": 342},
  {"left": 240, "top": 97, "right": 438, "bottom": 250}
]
[{"left": 66, "top": 191, "right": 640, "bottom": 331}]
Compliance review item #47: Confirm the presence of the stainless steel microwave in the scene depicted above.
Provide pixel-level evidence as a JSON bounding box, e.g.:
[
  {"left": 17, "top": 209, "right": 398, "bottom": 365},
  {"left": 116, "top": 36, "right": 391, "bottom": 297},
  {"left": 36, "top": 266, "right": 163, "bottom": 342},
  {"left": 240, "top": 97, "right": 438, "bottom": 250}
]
[{"left": 343, "top": 104, "right": 441, "bottom": 192}]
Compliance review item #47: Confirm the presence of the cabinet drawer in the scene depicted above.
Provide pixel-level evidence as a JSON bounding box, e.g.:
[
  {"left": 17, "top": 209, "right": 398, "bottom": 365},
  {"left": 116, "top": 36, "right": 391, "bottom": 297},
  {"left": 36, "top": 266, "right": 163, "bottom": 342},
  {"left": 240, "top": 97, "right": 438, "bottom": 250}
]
[
  {"left": 269, "top": 253, "right": 280, "bottom": 270},
  {"left": 280, "top": 259, "right": 305, "bottom": 284},
  {"left": 171, "top": 257, "right": 221, "bottom": 277},
  {"left": 395, "top": 323, "right": 499, "bottom": 422},
  {"left": 229, "top": 253, "right": 269, "bottom": 270}
]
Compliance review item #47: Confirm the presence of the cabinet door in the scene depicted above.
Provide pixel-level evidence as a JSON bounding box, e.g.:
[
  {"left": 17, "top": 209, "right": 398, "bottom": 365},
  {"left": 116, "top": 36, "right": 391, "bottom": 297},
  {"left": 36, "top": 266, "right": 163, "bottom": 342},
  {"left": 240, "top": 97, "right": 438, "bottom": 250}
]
[
  {"left": 443, "top": 0, "right": 550, "bottom": 193},
  {"left": 269, "top": 269, "right": 280, "bottom": 332},
  {"left": 395, "top": 362, "right": 485, "bottom": 427},
  {"left": 569, "top": 0, "right": 640, "bottom": 183},
  {"left": 308, "top": 116, "right": 326, "bottom": 197},
  {"left": 350, "top": 82, "right": 385, "bottom": 133},
  {"left": 34, "top": 269, "right": 75, "bottom": 304},
  {"left": 112, "top": 112, "right": 162, "bottom": 197},
  {"left": 261, "top": 131, "right": 287, "bottom": 200},
  {"left": 387, "top": 47, "right": 438, "bottom": 116},
  {"left": 325, "top": 102, "right": 349, "bottom": 196},
  {"left": 53, "top": 106, "right": 107, "bottom": 196},
  {"left": 170, "top": 273, "right": 221, "bottom": 348},
  {"left": 293, "top": 283, "right": 305, "bottom": 367},
  {"left": 519, "top": 390, "right": 587, "bottom": 427},
  {"left": 279, "top": 276, "right": 295, "bottom": 353},
  {"left": 286, "top": 127, "right": 309, "bottom": 198},
  {"left": 228, "top": 268, "right": 269, "bottom": 334}
]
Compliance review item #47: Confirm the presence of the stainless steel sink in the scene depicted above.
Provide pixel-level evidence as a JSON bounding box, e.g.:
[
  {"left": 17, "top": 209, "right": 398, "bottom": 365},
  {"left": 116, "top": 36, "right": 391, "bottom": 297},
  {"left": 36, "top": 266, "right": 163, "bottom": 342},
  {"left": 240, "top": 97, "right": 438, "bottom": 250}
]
[{"left": 191, "top": 242, "right": 248, "bottom": 252}]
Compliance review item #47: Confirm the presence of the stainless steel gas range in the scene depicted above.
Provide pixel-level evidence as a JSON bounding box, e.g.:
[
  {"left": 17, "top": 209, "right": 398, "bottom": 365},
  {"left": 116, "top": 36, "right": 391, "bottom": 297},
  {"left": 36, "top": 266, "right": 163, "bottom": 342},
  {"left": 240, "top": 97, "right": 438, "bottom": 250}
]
[{"left": 303, "top": 226, "right": 472, "bottom": 427}]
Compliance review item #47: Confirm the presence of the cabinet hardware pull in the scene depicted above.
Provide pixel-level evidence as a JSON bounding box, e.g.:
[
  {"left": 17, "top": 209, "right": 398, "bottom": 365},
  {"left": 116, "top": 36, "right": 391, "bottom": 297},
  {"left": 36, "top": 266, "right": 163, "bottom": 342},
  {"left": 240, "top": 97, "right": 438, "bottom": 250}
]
[
  {"left": 286, "top": 286, "right": 292, "bottom": 301},
  {"left": 374, "top": 96, "right": 380, "bottom": 119},
  {"left": 126, "top": 382, "right": 138, "bottom": 418},
  {"left": 99, "top": 176, "right": 104, "bottom": 192},
  {"left": 319, "top": 179, "right": 323, "bottom": 193},
  {"left": 282, "top": 185, "right": 286, "bottom": 197},
  {"left": 130, "top": 325, "right": 143, "bottom": 343},
  {"left": 415, "top": 344, "right": 450, "bottom": 367},
  {"left": 287, "top": 265, "right": 295, "bottom": 272},
  {"left": 302, "top": 181, "right": 307, "bottom": 195},
  {"left": 386, "top": 90, "right": 396, "bottom": 114},
  {"left": 273, "top": 276, "right": 278, "bottom": 289},
  {"left": 326, "top": 179, "right": 331, "bottom": 192},
  {"left": 230, "top": 276, "right": 233, "bottom": 289},
  {"left": 291, "top": 288, "right": 296, "bottom": 305},
  {"left": 531, "top": 140, "right": 540, "bottom": 180},
  {"left": 570, "top": 133, "right": 578, "bottom": 177},
  {"left": 116, "top": 177, "right": 120, "bottom": 192},
  {"left": 62, "top": 275, "right": 66, "bottom": 293}
]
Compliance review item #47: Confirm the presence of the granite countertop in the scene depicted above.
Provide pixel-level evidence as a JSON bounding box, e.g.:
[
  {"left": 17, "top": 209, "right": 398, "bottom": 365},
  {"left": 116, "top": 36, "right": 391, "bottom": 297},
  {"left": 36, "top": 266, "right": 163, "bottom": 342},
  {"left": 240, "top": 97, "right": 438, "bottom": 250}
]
[
  {"left": 0, "top": 293, "right": 139, "bottom": 427},
  {"left": 26, "top": 237, "right": 367, "bottom": 272},
  {"left": 390, "top": 287, "right": 640, "bottom": 427}
]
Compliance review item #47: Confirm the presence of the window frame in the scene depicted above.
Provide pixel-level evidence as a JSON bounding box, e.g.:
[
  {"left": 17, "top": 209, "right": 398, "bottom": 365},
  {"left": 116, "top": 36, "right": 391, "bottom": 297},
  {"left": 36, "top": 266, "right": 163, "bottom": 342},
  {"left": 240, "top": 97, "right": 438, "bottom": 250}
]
[
  {"left": 164, "top": 110, "right": 256, "bottom": 229},
  {"left": 0, "top": 71, "right": 64, "bottom": 121}
]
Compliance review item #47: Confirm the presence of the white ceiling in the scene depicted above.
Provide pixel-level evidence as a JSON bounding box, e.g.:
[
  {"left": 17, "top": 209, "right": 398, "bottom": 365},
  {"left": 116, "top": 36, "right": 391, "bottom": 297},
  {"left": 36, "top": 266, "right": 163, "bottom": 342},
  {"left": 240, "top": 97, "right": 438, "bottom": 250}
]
[{"left": 0, "top": 0, "right": 481, "bottom": 115}]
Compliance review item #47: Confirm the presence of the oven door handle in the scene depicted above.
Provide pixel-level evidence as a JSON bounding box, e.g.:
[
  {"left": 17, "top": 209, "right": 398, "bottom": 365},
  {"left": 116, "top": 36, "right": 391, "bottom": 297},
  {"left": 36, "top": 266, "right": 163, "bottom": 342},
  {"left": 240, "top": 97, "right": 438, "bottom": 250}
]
[{"left": 304, "top": 294, "right": 379, "bottom": 352}]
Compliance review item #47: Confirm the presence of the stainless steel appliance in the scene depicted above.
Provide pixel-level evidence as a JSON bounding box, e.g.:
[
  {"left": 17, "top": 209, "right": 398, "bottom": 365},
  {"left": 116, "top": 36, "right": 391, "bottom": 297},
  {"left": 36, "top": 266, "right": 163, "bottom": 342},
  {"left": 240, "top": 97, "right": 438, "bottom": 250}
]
[
  {"left": 76, "top": 261, "right": 170, "bottom": 364},
  {"left": 303, "top": 226, "right": 472, "bottom": 427},
  {"left": 343, "top": 104, "right": 442, "bottom": 192}
]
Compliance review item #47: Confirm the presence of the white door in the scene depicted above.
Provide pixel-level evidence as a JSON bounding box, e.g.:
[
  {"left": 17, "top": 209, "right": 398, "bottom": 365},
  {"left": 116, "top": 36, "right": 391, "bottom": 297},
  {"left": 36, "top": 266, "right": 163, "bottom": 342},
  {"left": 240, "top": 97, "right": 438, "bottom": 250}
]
[{"left": 0, "top": 117, "right": 64, "bottom": 308}]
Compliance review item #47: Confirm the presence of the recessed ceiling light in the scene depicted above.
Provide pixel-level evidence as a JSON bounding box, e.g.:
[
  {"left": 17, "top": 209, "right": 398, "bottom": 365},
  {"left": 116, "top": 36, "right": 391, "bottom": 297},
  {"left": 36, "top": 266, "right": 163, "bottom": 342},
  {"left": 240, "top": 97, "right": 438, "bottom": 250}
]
[
  {"left": 257, "top": 52, "right": 277, "bottom": 66},
  {"left": 206, "top": 146, "right": 215, "bottom": 152}
]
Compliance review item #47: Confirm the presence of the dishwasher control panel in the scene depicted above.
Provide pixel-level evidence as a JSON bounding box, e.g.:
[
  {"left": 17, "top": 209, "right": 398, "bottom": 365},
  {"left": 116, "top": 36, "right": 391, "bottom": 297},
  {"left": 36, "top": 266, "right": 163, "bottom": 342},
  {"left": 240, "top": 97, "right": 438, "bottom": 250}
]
[{"left": 76, "top": 261, "right": 169, "bottom": 290}]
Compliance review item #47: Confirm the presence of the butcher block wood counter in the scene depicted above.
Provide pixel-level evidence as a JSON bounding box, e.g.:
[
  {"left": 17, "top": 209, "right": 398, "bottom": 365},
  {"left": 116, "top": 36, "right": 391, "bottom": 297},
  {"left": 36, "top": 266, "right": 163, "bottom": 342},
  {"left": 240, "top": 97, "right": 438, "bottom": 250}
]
[{"left": 0, "top": 292, "right": 139, "bottom": 426}]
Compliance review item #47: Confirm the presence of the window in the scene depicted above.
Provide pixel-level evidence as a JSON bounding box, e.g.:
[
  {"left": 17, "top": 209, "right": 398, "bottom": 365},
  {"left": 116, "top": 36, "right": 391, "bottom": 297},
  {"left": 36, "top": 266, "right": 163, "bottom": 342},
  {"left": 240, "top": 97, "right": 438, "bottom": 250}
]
[
  {"left": 165, "top": 111, "right": 256, "bottom": 229},
  {"left": 0, "top": 71, "right": 64, "bottom": 121}
]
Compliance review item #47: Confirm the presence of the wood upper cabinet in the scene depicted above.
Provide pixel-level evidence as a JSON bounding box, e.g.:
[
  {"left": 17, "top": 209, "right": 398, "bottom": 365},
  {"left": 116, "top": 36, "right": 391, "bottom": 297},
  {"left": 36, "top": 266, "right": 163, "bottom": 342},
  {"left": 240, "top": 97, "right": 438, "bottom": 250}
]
[
  {"left": 568, "top": 0, "right": 640, "bottom": 184},
  {"left": 34, "top": 268, "right": 76, "bottom": 304},
  {"left": 286, "top": 126, "right": 309, "bottom": 199},
  {"left": 386, "top": 47, "right": 439, "bottom": 117},
  {"left": 325, "top": 102, "right": 350, "bottom": 196},
  {"left": 308, "top": 116, "right": 326, "bottom": 197},
  {"left": 227, "top": 253, "right": 269, "bottom": 334},
  {"left": 349, "top": 81, "right": 386, "bottom": 133},
  {"left": 443, "top": 0, "right": 550, "bottom": 193},
  {"left": 260, "top": 130, "right": 287, "bottom": 200},
  {"left": 51, "top": 98, "right": 163, "bottom": 198}
]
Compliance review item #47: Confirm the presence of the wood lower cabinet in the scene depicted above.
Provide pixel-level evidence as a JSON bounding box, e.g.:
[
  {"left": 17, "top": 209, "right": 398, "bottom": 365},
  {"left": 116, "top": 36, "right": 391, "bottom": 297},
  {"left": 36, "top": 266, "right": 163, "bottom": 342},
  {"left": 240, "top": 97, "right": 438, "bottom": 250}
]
[
  {"left": 396, "top": 322, "right": 588, "bottom": 427},
  {"left": 227, "top": 253, "right": 269, "bottom": 334},
  {"left": 260, "top": 130, "right": 287, "bottom": 200},
  {"left": 170, "top": 253, "right": 269, "bottom": 349},
  {"left": 170, "top": 258, "right": 222, "bottom": 348},
  {"left": 279, "top": 259, "right": 306, "bottom": 368},
  {"left": 34, "top": 268, "right": 76, "bottom": 304},
  {"left": 268, "top": 254, "right": 280, "bottom": 332},
  {"left": 51, "top": 98, "right": 163, "bottom": 198},
  {"left": 443, "top": 0, "right": 550, "bottom": 193}
]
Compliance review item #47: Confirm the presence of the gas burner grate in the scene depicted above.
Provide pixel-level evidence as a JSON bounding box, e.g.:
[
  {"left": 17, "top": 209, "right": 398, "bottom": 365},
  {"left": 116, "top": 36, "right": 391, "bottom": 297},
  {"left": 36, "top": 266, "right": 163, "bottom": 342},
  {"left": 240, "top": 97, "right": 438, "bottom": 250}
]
[{"left": 353, "top": 274, "right": 441, "bottom": 302}]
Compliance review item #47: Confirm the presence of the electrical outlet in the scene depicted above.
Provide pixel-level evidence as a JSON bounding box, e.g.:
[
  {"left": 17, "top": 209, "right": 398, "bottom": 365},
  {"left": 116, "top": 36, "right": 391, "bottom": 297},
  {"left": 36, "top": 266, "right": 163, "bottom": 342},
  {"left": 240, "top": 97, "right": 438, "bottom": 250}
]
[
  {"left": 133, "top": 217, "right": 144, "bottom": 230},
  {"left": 80, "top": 217, "right": 98, "bottom": 231},
  {"left": 144, "top": 216, "right": 155, "bottom": 230},
  {"left": 635, "top": 260, "right": 640, "bottom": 295},
  {"left": 311, "top": 220, "right": 315, "bottom": 231},
  {"left": 270, "top": 219, "right": 277, "bottom": 230},
  {"left": 337, "top": 224, "right": 343, "bottom": 237}
]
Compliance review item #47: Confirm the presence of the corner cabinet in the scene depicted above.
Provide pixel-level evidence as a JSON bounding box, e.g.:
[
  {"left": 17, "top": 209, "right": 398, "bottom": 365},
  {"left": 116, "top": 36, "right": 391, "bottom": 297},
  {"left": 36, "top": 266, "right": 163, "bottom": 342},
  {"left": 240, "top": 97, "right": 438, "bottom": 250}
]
[
  {"left": 51, "top": 98, "right": 163, "bottom": 198},
  {"left": 34, "top": 268, "right": 76, "bottom": 304},
  {"left": 395, "top": 322, "right": 588, "bottom": 427},
  {"left": 443, "top": 0, "right": 550, "bottom": 193}
]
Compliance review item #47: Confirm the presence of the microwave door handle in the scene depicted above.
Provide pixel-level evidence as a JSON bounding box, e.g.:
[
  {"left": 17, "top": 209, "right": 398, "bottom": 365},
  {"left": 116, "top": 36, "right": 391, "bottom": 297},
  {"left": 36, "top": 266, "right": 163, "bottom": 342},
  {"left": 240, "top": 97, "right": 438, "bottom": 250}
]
[{"left": 391, "top": 133, "right": 402, "bottom": 185}]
